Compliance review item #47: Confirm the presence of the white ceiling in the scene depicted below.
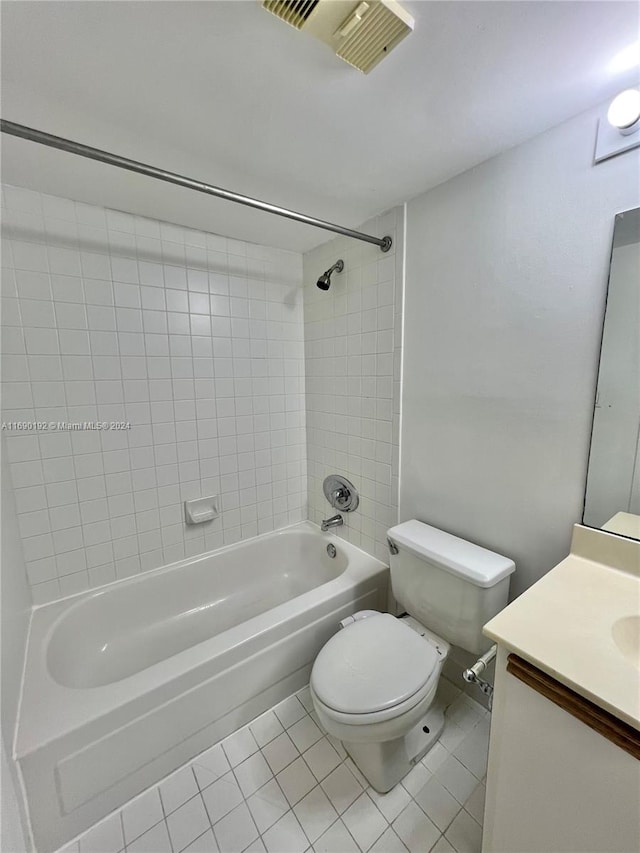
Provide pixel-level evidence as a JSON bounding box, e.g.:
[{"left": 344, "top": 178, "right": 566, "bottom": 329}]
[{"left": 1, "top": 0, "right": 639, "bottom": 252}]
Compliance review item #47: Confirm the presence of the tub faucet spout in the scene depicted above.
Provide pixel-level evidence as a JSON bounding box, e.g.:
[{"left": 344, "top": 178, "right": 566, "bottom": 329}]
[{"left": 321, "top": 514, "right": 343, "bottom": 532}]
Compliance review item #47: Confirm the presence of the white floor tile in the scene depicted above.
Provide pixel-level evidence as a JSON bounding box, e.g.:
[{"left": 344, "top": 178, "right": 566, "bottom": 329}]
[
  {"left": 392, "top": 802, "right": 440, "bottom": 853},
  {"left": 342, "top": 792, "right": 388, "bottom": 851},
  {"left": 369, "top": 826, "right": 410, "bottom": 853},
  {"left": 430, "top": 835, "right": 456, "bottom": 853},
  {"left": 369, "top": 783, "right": 412, "bottom": 823},
  {"left": 262, "top": 732, "right": 299, "bottom": 775},
  {"left": 326, "top": 735, "right": 347, "bottom": 760},
  {"left": 273, "top": 696, "right": 307, "bottom": 729},
  {"left": 413, "top": 777, "right": 460, "bottom": 832},
  {"left": 166, "top": 793, "right": 210, "bottom": 852},
  {"left": 453, "top": 729, "right": 489, "bottom": 780},
  {"left": 445, "top": 810, "right": 482, "bottom": 853},
  {"left": 313, "top": 819, "right": 360, "bottom": 853},
  {"left": 67, "top": 684, "right": 492, "bottom": 853},
  {"left": 445, "top": 696, "right": 484, "bottom": 734},
  {"left": 159, "top": 766, "right": 200, "bottom": 815},
  {"left": 181, "top": 829, "right": 220, "bottom": 853},
  {"left": 235, "top": 751, "right": 274, "bottom": 798},
  {"left": 261, "top": 811, "right": 309, "bottom": 853},
  {"left": 463, "top": 783, "right": 486, "bottom": 827},
  {"left": 309, "top": 710, "right": 326, "bottom": 734},
  {"left": 201, "top": 771, "right": 244, "bottom": 825},
  {"left": 277, "top": 757, "right": 318, "bottom": 806},
  {"left": 321, "top": 765, "right": 363, "bottom": 815},
  {"left": 439, "top": 721, "right": 466, "bottom": 753},
  {"left": 293, "top": 786, "right": 338, "bottom": 844},
  {"left": 247, "top": 779, "right": 290, "bottom": 834},
  {"left": 222, "top": 727, "right": 260, "bottom": 767},
  {"left": 436, "top": 757, "right": 477, "bottom": 806},
  {"left": 121, "top": 788, "right": 164, "bottom": 845},
  {"left": 193, "top": 743, "right": 232, "bottom": 790},
  {"left": 297, "top": 686, "right": 314, "bottom": 713},
  {"left": 250, "top": 711, "right": 285, "bottom": 748},
  {"left": 343, "top": 757, "right": 369, "bottom": 790},
  {"left": 78, "top": 813, "right": 124, "bottom": 853},
  {"left": 126, "top": 821, "right": 172, "bottom": 853},
  {"left": 422, "top": 743, "right": 448, "bottom": 774},
  {"left": 288, "top": 716, "right": 323, "bottom": 752},
  {"left": 304, "top": 738, "right": 341, "bottom": 782},
  {"left": 435, "top": 678, "right": 461, "bottom": 711},
  {"left": 213, "top": 802, "right": 259, "bottom": 853},
  {"left": 401, "top": 762, "right": 431, "bottom": 797}
]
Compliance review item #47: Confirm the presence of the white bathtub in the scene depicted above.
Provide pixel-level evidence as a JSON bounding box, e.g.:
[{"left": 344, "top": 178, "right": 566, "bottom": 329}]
[{"left": 16, "top": 522, "right": 388, "bottom": 852}]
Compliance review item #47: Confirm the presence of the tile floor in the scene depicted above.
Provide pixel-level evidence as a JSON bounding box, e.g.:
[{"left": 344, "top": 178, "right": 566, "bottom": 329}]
[{"left": 57, "top": 680, "right": 488, "bottom": 853}]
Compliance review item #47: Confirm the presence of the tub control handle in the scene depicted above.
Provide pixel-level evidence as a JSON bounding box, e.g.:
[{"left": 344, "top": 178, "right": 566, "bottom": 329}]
[{"left": 323, "top": 475, "right": 359, "bottom": 513}]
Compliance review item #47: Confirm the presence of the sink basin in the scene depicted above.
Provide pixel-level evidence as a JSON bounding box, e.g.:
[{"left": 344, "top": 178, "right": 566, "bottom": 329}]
[{"left": 612, "top": 615, "right": 640, "bottom": 668}]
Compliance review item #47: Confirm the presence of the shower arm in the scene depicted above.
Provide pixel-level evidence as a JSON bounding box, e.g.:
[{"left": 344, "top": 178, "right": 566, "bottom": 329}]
[{"left": 0, "top": 120, "right": 393, "bottom": 253}]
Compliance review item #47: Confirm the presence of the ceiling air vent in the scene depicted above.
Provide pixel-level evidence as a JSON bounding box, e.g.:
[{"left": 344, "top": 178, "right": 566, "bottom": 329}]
[
  {"left": 335, "top": 1, "right": 413, "bottom": 73},
  {"left": 261, "top": 0, "right": 414, "bottom": 72},
  {"left": 262, "top": 0, "right": 320, "bottom": 30}
]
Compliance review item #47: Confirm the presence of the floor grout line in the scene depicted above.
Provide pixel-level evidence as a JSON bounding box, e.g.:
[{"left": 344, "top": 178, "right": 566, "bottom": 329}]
[{"left": 59, "top": 680, "right": 488, "bottom": 853}]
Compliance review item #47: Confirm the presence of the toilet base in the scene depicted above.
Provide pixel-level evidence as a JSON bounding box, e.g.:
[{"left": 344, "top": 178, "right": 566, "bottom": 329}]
[{"left": 344, "top": 700, "right": 446, "bottom": 793}]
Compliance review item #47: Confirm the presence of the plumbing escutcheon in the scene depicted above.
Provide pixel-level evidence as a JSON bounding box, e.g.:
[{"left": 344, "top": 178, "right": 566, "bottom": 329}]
[{"left": 323, "top": 475, "right": 359, "bottom": 512}]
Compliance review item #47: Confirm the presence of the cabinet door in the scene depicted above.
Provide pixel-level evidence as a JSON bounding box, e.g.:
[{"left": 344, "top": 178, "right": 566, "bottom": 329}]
[{"left": 483, "top": 648, "right": 640, "bottom": 853}]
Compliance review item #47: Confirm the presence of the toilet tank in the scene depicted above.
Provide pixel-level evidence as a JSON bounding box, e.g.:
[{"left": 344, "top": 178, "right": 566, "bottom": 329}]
[{"left": 387, "top": 520, "right": 515, "bottom": 654}]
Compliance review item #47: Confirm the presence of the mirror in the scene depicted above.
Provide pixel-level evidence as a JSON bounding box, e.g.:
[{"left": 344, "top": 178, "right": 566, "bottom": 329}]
[{"left": 583, "top": 207, "right": 640, "bottom": 540}]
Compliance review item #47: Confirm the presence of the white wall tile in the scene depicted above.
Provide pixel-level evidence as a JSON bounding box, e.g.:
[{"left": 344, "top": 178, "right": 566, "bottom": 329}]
[
  {"left": 2, "top": 184, "right": 305, "bottom": 603},
  {"left": 303, "top": 209, "right": 403, "bottom": 562}
]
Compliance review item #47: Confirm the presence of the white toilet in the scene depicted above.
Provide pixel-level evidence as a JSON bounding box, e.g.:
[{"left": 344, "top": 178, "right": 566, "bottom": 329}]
[{"left": 310, "top": 519, "right": 515, "bottom": 792}]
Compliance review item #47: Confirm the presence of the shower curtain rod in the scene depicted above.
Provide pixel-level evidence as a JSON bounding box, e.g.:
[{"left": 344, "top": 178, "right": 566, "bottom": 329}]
[{"left": 1, "top": 120, "right": 392, "bottom": 252}]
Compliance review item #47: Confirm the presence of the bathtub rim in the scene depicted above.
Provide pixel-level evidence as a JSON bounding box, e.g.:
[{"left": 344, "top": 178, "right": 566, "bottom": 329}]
[
  {"left": 43, "top": 521, "right": 351, "bottom": 689},
  {"left": 16, "top": 521, "right": 388, "bottom": 758},
  {"left": 29, "top": 520, "right": 339, "bottom": 613}
]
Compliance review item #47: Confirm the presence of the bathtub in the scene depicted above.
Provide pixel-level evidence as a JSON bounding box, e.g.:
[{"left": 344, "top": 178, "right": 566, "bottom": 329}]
[{"left": 15, "top": 521, "right": 388, "bottom": 852}]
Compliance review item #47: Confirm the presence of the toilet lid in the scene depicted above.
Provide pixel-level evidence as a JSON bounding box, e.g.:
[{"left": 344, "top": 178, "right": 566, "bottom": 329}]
[{"left": 311, "top": 614, "right": 439, "bottom": 715}]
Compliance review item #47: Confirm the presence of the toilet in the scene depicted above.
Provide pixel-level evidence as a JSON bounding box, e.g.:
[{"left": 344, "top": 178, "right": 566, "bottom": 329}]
[{"left": 310, "top": 519, "right": 515, "bottom": 792}]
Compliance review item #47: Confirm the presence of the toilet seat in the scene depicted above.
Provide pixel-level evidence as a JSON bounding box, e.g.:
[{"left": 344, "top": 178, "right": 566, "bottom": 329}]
[{"left": 310, "top": 613, "right": 440, "bottom": 723}]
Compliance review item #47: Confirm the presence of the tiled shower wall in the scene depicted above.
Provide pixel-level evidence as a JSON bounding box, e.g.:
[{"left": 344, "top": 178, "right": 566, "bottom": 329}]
[
  {"left": 1, "top": 185, "right": 306, "bottom": 604},
  {"left": 303, "top": 208, "right": 403, "bottom": 562}
]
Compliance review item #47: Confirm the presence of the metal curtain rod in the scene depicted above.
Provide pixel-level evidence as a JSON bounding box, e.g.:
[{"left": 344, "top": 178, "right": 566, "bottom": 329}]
[{"left": 0, "top": 120, "right": 392, "bottom": 252}]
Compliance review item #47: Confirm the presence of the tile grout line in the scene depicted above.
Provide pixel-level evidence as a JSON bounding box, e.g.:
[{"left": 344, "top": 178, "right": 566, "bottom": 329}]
[{"left": 59, "top": 682, "right": 486, "bottom": 853}]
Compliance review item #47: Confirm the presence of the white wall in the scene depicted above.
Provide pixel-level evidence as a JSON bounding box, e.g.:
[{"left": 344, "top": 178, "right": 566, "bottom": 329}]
[
  {"left": 1, "top": 185, "right": 306, "bottom": 604},
  {"left": 303, "top": 209, "right": 403, "bottom": 562},
  {"left": 401, "top": 105, "right": 640, "bottom": 597}
]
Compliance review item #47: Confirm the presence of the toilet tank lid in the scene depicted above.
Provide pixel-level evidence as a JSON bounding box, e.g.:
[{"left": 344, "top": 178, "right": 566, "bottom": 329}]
[{"left": 387, "top": 520, "right": 515, "bottom": 588}]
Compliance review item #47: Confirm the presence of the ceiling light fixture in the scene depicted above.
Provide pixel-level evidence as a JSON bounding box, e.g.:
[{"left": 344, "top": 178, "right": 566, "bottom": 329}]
[
  {"left": 595, "top": 86, "right": 640, "bottom": 163},
  {"left": 607, "top": 88, "right": 640, "bottom": 135}
]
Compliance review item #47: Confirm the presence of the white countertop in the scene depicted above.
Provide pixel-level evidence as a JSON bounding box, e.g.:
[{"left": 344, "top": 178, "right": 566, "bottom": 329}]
[
  {"left": 484, "top": 525, "right": 640, "bottom": 730},
  {"left": 602, "top": 511, "right": 640, "bottom": 540}
]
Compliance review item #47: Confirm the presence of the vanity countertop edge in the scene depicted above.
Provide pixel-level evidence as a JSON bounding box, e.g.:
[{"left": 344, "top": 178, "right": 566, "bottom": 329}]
[{"left": 483, "top": 524, "right": 640, "bottom": 731}]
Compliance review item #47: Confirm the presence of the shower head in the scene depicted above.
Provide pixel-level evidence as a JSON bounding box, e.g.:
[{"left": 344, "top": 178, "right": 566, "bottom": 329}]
[{"left": 316, "top": 259, "right": 344, "bottom": 291}]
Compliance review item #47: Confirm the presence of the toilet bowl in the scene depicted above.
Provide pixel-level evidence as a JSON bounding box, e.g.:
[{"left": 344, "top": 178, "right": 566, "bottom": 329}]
[
  {"left": 309, "top": 519, "right": 515, "bottom": 792},
  {"left": 310, "top": 612, "right": 449, "bottom": 792}
]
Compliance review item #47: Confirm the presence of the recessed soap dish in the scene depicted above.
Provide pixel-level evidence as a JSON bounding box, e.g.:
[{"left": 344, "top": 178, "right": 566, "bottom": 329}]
[{"left": 184, "top": 496, "right": 218, "bottom": 525}]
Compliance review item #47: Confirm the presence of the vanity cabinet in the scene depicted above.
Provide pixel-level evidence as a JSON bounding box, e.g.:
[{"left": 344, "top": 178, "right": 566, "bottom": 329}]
[{"left": 482, "top": 646, "right": 640, "bottom": 853}]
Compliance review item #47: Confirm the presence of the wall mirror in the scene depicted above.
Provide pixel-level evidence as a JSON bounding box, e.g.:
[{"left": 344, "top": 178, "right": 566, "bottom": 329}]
[{"left": 583, "top": 207, "right": 640, "bottom": 540}]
